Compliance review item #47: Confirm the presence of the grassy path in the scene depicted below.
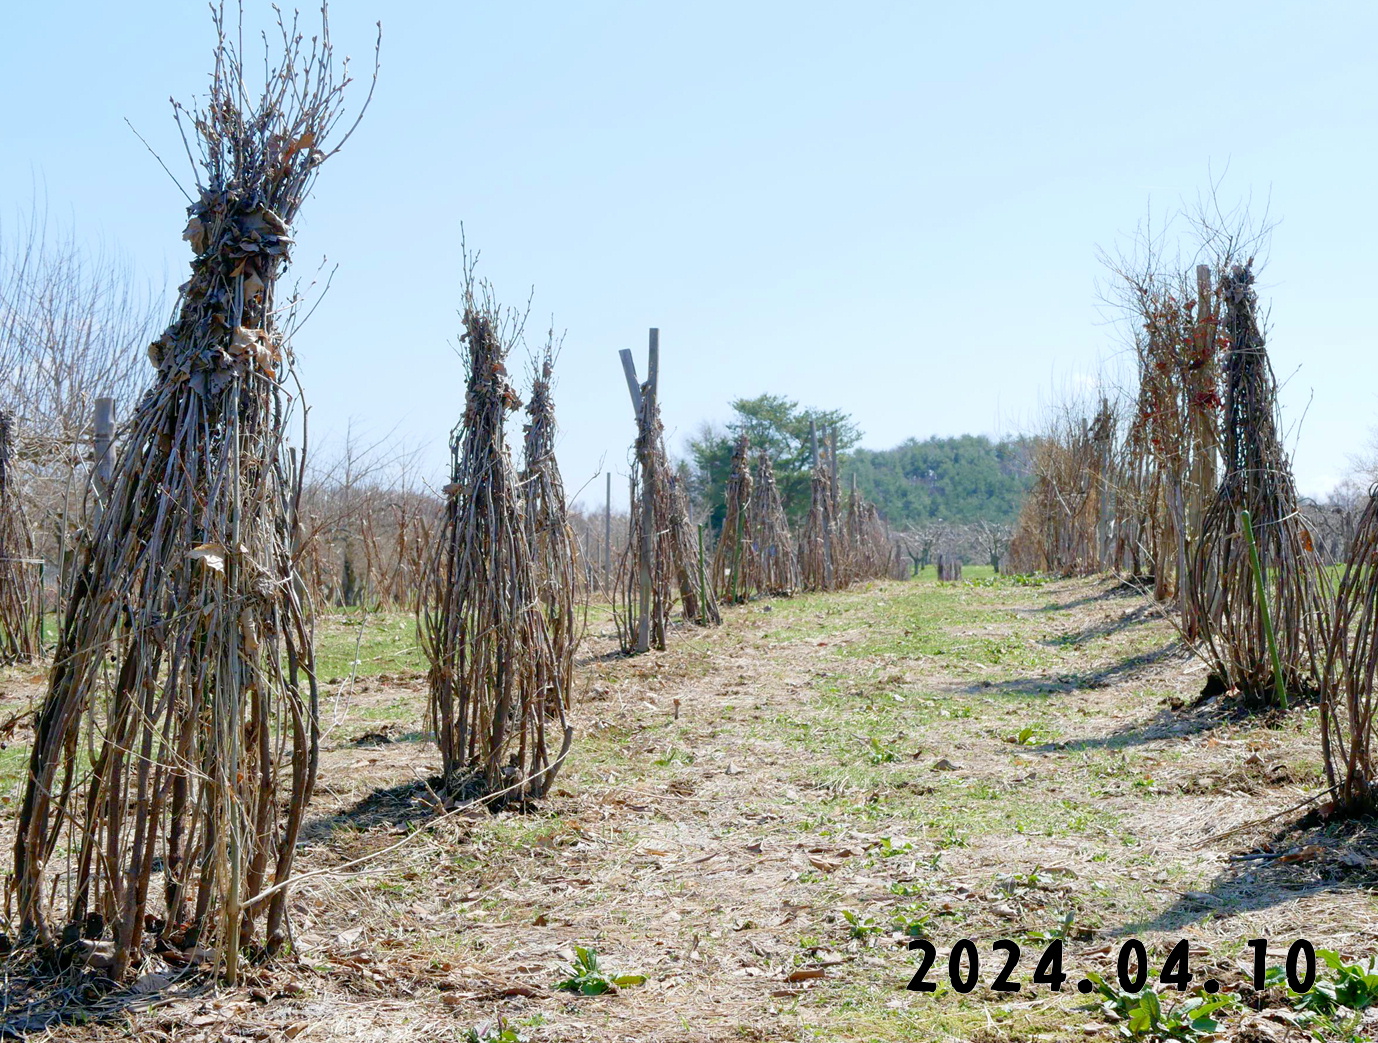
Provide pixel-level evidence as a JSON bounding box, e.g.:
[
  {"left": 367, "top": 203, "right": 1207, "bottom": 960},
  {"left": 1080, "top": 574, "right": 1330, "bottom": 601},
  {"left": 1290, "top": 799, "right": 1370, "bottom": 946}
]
[{"left": 9, "top": 572, "right": 1377, "bottom": 1041}]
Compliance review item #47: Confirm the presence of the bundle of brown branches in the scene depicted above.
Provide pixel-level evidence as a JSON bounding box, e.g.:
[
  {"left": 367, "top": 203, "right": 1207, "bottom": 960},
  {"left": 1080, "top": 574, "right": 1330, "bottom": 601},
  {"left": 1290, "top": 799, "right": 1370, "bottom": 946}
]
[
  {"left": 711, "top": 434, "right": 755, "bottom": 603},
  {"left": 1186, "top": 264, "right": 1327, "bottom": 701},
  {"left": 420, "top": 284, "right": 573, "bottom": 805},
  {"left": 1120, "top": 267, "right": 1223, "bottom": 603},
  {"left": 840, "top": 479, "right": 892, "bottom": 583},
  {"left": 14, "top": 6, "right": 372, "bottom": 984},
  {"left": 798, "top": 464, "right": 837, "bottom": 591},
  {"left": 1007, "top": 400, "right": 1116, "bottom": 577},
  {"left": 747, "top": 450, "right": 800, "bottom": 596},
  {"left": 668, "top": 471, "right": 719, "bottom": 627},
  {"left": 0, "top": 410, "right": 41, "bottom": 663},
  {"left": 614, "top": 387, "right": 673, "bottom": 652},
  {"left": 521, "top": 343, "right": 578, "bottom": 712},
  {"left": 613, "top": 386, "right": 716, "bottom": 653},
  {"left": 1320, "top": 490, "right": 1378, "bottom": 813}
]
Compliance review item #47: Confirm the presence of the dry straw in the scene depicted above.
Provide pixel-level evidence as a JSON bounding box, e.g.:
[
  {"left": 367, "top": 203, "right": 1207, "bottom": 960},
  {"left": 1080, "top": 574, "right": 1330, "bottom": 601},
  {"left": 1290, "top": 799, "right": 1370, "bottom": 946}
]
[
  {"left": 13, "top": 3, "right": 374, "bottom": 984},
  {"left": 419, "top": 279, "right": 573, "bottom": 803}
]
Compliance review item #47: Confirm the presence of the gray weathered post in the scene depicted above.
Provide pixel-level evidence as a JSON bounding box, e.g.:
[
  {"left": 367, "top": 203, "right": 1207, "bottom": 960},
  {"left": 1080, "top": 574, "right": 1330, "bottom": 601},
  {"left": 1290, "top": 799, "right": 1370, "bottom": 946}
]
[
  {"left": 619, "top": 333, "right": 658, "bottom": 653},
  {"left": 828, "top": 424, "right": 840, "bottom": 511},
  {"left": 636, "top": 330, "right": 660, "bottom": 652},
  {"left": 93, "top": 396, "right": 116, "bottom": 517}
]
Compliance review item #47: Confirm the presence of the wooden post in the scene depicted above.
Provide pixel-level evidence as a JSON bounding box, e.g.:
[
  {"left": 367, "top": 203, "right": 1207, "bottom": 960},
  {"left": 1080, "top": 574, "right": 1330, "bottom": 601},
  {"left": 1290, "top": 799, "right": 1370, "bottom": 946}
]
[
  {"left": 619, "top": 349, "right": 643, "bottom": 418},
  {"left": 809, "top": 419, "right": 819, "bottom": 469},
  {"left": 636, "top": 329, "right": 660, "bottom": 653},
  {"left": 93, "top": 396, "right": 116, "bottom": 516},
  {"left": 603, "top": 471, "right": 612, "bottom": 592},
  {"left": 828, "top": 425, "right": 839, "bottom": 511}
]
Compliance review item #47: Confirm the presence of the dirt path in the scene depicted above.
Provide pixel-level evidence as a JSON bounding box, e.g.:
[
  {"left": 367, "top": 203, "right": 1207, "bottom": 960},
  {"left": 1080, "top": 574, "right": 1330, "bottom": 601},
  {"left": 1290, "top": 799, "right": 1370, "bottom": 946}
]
[{"left": 14, "top": 574, "right": 1378, "bottom": 1042}]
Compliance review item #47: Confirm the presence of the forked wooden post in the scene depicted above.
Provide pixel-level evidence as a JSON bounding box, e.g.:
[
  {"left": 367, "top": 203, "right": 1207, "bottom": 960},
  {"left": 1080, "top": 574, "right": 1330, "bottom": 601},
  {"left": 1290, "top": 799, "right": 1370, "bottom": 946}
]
[
  {"left": 619, "top": 331, "right": 659, "bottom": 653},
  {"left": 638, "top": 330, "right": 660, "bottom": 652}
]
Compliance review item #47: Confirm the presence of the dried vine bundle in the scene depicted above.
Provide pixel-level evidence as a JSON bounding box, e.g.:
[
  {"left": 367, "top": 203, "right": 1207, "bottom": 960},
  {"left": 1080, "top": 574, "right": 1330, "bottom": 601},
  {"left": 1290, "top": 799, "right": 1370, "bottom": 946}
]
[
  {"left": 1186, "top": 264, "right": 1327, "bottom": 700},
  {"left": 1321, "top": 491, "right": 1378, "bottom": 813},
  {"left": 798, "top": 464, "right": 837, "bottom": 591},
  {"left": 711, "top": 434, "right": 755, "bottom": 603},
  {"left": 1120, "top": 265, "right": 1223, "bottom": 603},
  {"left": 747, "top": 450, "right": 800, "bottom": 596},
  {"left": 0, "top": 410, "right": 41, "bottom": 664},
  {"left": 14, "top": 7, "right": 370, "bottom": 984},
  {"left": 840, "top": 478, "right": 892, "bottom": 583},
  {"left": 613, "top": 354, "right": 716, "bottom": 652},
  {"left": 521, "top": 342, "right": 578, "bottom": 711},
  {"left": 420, "top": 285, "right": 573, "bottom": 803},
  {"left": 1007, "top": 399, "right": 1116, "bottom": 577},
  {"left": 669, "top": 472, "right": 719, "bottom": 627}
]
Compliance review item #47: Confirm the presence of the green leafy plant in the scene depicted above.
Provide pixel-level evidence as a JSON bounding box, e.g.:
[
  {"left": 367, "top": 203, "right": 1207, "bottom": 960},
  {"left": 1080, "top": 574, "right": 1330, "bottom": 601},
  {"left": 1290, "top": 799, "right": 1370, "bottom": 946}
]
[
  {"left": 867, "top": 736, "right": 896, "bottom": 764},
  {"left": 464, "top": 1022, "right": 523, "bottom": 1043},
  {"left": 1025, "top": 910, "right": 1075, "bottom": 943},
  {"left": 1263, "top": 949, "right": 1378, "bottom": 1040},
  {"left": 892, "top": 903, "right": 932, "bottom": 938},
  {"left": 555, "top": 946, "right": 647, "bottom": 995},
  {"left": 874, "top": 836, "right": 913, "bottom": 858},
  {"left": 841, "top": 909, "right": 883, "bottom": 939},
  {"left": 1083, "top": 973, "right": 1237, "bottom": 1040}
]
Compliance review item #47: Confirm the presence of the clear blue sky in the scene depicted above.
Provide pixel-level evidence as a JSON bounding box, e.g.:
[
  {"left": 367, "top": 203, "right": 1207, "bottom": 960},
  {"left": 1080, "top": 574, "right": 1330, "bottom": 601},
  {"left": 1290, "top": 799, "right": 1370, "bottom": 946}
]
[{"left": 3, "top": 1, "right": 1374, "bottom": 508}]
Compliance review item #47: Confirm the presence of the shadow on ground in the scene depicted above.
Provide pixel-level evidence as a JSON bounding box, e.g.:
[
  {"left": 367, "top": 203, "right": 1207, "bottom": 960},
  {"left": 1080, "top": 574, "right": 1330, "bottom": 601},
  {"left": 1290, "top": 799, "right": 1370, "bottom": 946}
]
[
  {"left": 1040, "top": 603, "right": 1161, "bottom": 649},
  {"left": 299, "top": 776, "right": 437, "bottom": 843},
  {"left": 968, "top": 642, "right": 1188, "bottom": 702},
  {"left": 1114, "top": 813, "right": 1378, "bottom": 936},
  {"left": 1031, "top": 578, "right": 1150, "bottom": 614}
]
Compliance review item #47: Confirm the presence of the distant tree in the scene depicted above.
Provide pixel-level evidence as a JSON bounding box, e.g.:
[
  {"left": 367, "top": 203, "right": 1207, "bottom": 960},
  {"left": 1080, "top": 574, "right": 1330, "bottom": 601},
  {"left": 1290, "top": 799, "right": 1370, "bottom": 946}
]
[
  {"left": 688, "top": 394, "right": 859, "bottom": 530},
  {"left": 848, "top": 435, "right": 1034, "bottom": 527}
]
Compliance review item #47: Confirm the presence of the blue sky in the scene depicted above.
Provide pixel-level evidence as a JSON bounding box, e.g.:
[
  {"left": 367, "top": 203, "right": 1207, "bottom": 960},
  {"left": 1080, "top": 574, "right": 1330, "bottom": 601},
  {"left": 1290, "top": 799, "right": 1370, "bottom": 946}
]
[{"left": 3, "top": 1, "right": 1375, "bottom": 507}]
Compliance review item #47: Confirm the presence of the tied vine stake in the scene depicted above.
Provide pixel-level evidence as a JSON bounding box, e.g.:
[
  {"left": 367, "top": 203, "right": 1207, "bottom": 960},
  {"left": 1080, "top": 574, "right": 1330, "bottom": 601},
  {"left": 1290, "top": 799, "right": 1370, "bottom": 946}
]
[{"left": 14, "top": 4, "right": 374, "bottom": 984}]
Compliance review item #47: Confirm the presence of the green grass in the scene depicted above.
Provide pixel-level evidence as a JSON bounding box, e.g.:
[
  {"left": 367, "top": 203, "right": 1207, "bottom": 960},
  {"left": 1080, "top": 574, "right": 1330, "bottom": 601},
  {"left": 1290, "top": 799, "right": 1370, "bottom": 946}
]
[{"left": 314, "top": 608, "right": 427, "bottom": 681}]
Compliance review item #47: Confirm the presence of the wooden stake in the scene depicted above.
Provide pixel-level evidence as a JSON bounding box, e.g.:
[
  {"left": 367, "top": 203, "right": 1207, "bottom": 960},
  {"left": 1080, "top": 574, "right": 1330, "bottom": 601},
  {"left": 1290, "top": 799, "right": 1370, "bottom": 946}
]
[
  {"left": 637, "top": 331, "right": 660, "bottom": 652},
  {"left": 93, "top": 396, "right": 115, "bottom": 517},
  {"left": 604, "top": 471, "right": 612, "bottom": 593}
]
